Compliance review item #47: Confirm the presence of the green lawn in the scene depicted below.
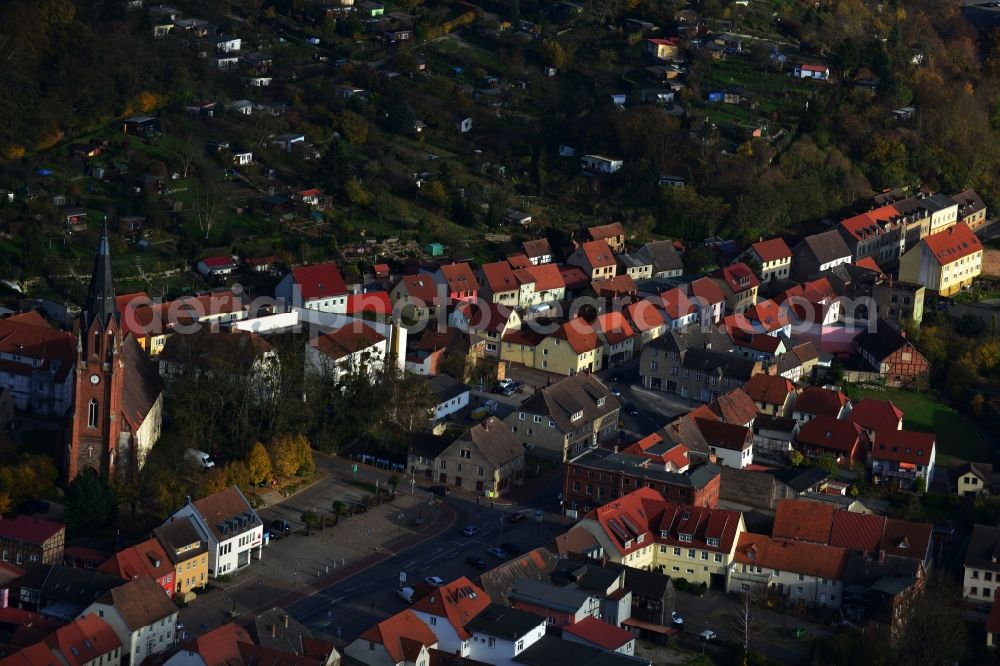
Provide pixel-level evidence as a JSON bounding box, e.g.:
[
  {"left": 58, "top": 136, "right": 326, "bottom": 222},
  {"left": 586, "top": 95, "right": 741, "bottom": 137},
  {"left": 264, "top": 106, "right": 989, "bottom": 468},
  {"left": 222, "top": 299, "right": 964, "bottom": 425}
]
[{"left": 845, "top": 384, "right": 990, "bottom": 464}]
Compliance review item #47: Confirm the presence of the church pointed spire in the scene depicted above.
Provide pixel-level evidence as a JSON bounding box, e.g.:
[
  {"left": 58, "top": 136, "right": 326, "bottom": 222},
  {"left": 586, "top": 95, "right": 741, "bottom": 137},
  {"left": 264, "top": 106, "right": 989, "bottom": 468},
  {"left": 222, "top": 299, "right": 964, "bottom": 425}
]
[{"left": 85, "top": 218, "right": 118, "bottom": 329}]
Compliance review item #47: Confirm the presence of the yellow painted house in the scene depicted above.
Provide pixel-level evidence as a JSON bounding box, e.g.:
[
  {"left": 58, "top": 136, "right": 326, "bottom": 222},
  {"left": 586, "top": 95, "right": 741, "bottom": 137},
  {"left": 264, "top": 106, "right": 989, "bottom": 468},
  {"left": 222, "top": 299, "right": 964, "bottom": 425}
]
[
  {"left": 153, "top": 516, "right": 209, "bottom": 601},
  {"left": 899, "top": 222, "right": 982, "bottom": 297},
  {"left": 577, "top": 487, "right": 745, "bottom": 588},
  {"left": 534, "top": 319, "right": 603, "bottom": 376}
]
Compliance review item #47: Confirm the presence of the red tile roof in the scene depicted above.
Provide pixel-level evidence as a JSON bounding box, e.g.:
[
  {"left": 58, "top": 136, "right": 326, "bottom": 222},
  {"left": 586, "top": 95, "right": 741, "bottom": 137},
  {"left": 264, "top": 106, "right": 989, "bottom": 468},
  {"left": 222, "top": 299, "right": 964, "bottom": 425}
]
[
  {"left": 734, "top": 533, "right": 848, "bottom": 580},
  {"left": 190, "top": 486, "right": 259, "bottom": 543},
  {"left": 200, "top": 255, "right": 235, "bottom": 269},
  {"left": 626, "top": 300, "right": 666, "bottom": 333},
  {"left": 552, "top": 318, "right": 601, "bottom": 354},
  {"left": 98, "top": 538, "right": 173, "bottom": 589},
  {"left": 988, "top": 599, "right": 1000, "bottom": 636},
  {"left": 623, "top": 434, "right": 689, "bottom": 469},
  {"left": 580, "top": 240, "right": 617, "bottom": 269},
  {"left": 922, "top": 221, "right": 981, "bottom": 265},
  {"left": 562, "top": 616, "right": 633, "bottom": 650},
  {"left": 0, "top": 642, "right": 62, "bottom": 666},
  {"left": 772, "top": 499, "right": 837, "bottom": 543},
  {"left": 480, "top": 261, "right": 519, "bottom": 293},
  {"left": 794, "top": 387, "right": 849, "bottom": 418},
  {"left": 594, "top": 312, "right": 635, "bottom": 345},
  {"left": 829, "top": 512, "right": 885, "bottom": 552},
  {"left": 46, "top": 615, "right": 122, "bottom": 666},
  {"left": 592, "top": 274, "right": 637, "bottom": 297},
  {"left": 0, "top": 313, "right": 76, "bottom": 383},
  {"left": 751, "top": 238, "right": 792, "bottom": 263},
  {"left": 587, "top": 487, "right": 666, "bottom": 556},
  {"left": 716, "top": 263, "right": 760, "bottom": 294},
  {"left": 507, "top": 254, "right": 533, "bottom": 270},
  {"left": 358, "top": 609, "right": 438, "bottom": 663},
  {"left": 410, "top": 578, "right": 491, "bottom": 640},
  {"left": 796, "top": 416, "right": 865, "bottom": 456},
  {"left": 587, "top": 222, "right": 625, "bottom": 242},
  {"left": 880, "top": 518, "right": 932, "bottom": 560},
  {"left": 848, "top": 398, "right": 903, "bottom": 433},
  {"left": 515, "top": 263, "right": 565, "bottom": 292},
  {"left": 742, "top": 374, "right": 794, "bottom": 407},
  {"left": 397, "top": 274, "right": 440, "bottom": 304},
  {"left": 659, "top": 502, "right": 743, "bottom": 553},
  {"left": 523, "top": 239, "right": 552, "bottom": 260},
  {"left": 439, "top": 263, "right": 477, "bottom": 294},
  {"left": 313, "top": 323, "right": 386, "bottom": 361},
  {"left": 689, "top": 277, "right": 725, "bottom": 304},
  {"left": 346, "top": 291, "right": 392, "bottom": 317},
  {"left": 291, "top": 263, "right": 348, "bottom": 299},
  {"left": 854, "top": 257, "right": 883, "bottom": 273},
  {"left": 709, "top": 388, "right": 758, "bottom": 426},
  {"left": 743, "top": 299, "right": 789, "bottom": 333},
  {"left": 0, "top": 516, "right": 64, "bottom": 545},
  {"left": 182, "top": 622, "right": 251, "bottom": 666},
  {"left": 839, "top": 204, "right": 901, "bottom": 241},
  {"left": 871, "top": 430, "right": 935, "bottom": 466}
]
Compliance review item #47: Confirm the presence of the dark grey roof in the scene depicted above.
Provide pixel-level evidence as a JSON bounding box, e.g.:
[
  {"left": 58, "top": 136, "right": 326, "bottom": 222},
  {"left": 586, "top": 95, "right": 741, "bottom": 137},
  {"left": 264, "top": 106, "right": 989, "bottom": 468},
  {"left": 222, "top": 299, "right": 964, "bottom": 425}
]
[
  {"left": 509, "top": 579, "right": 592, "bottom": 613},
  {"left": 457, "top": 417, "right": 524, "bottom": 468},
  {"left": 642, "top": 240, "right": 684, "bottom": 274},
  {"left": 622, "top": 567, "right": 673, "bottom": 599},
  {"left": 680, "top": 348, "right": 758, "bottom": 380},
  {"left": 85, "top": 221, "right": 118, "bottom": 329},
  {"left": 465, "top": 603, "right": 545, "bottom": 639},
  {"left": 782, "top": 467, "right": 831, "bottom": 493},
  {"left": 568, "top": 447, "right": 720, "bottom": 489},
  {"left": 854, "top": 319, "right": 921, "bottom": 363},
  {"left": 428, "top": 374, "right": 470, "bottom": 404},
  {"left": 892, "top": 192, "right": 956, "bottom": 216},
  {"left": 753, "top": 415, "right": 797, "bottom": 435},
  {"left": 617, "top": 251, "right": 652, "bottom": 270},
  {"left": 408, "top": 432, "right": 452, "bottom": 459},
  {"left": 949, "top": 461, "right": 992, "bottom": 484},
  {"left": 719, "top": 467, "right": 793, "bottom": 511},
  {"left": 795, "top": 230, "right": 852, "bottom": 266},
  {"left": 478, "top": 548, "right": 559, "bottom": 606},
  {"left": 654, "top": 328, "right": 733, "bottom": 356},
  {"left": 965, "top": 524, "right": 1000, "bottom": 572},
  {"left": 551, "top": 558, "right": 622, "bottom": 594},
  {"left": 843, "top": 550, "right": 921, "bottom": 587},
  {"left": 517, "top": 374, "right": 617, "bottom": 434},
  {"left": 951, "top": 188, "right": 986, "bottom": 217},
  {"left": 252, "top": 608, "right": 315, "bottom": 654},
  {"left": 153, "top": 516, "right": 208, "bottom": 565},
  {"left": 40, "top": 566, "right": 124, "bottom": 614},
  {"left": 514, "top": 636, "right": 650, "bottom": 666}
]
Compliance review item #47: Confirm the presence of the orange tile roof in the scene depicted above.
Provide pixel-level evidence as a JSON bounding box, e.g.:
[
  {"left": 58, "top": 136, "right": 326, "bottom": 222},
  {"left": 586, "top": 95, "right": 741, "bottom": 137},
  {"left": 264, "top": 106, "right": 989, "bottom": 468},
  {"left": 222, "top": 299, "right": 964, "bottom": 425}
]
[
  {"left": 772, "top": 499, "right": 837, "bottom": 543},
  {"left": 710, "top": 388, "right": 758, "bottom": 426},
  {"left": 398, "top": 274, "right": 440, "bottom": 304},
  {"left": 829, "top": 511, "right": 885, "bottom": 552},
  {"left": 562, "top": 616, "right": 633, "bottom": 650},
  {"left": 97, "top": 538, "right": 173, "bottom": 587},
  {"left": 742, "top": 374, "right": 794, "bottom": 407},
  {"left": 854, "top": 257, "right": 883, "bottom": 273},
  {"left": 313, "top": 323, "right": 386, "bottom": 361},
  {"left": 480, "top": 261, "right": 519, "bottom": 293},
  {"left": 181, "top": 622, "right": 251, "bottom": 666},
  {"left": 922, "top": 221, "right": 981, "bottom": 265},
  {"left": 291, "top": 263, "right": 348, "bottom": 299},
  {"left": 439, "top": 262, "right": 477, "bottom": 293},
  {"left": 795, "top": 386, "right": 849, "bottom": 418},
  {"left": 689, "top": 277, "right": 725, "bottom": 304},
  {"left": 659, "top": 288, "right": 696, "bottom": 320},
  {"left": 626, "top": 300, "right": 666, "bottom": 332},
  {"left": 507, "top": 254, "right": 533, "bottom": 270},
  {"left": 552, "top": 318, "right": 600, "bottom": 354},
  {"left": 751, "top": 238, "right": 792, "bottom": 263},
  {"left": 743, "top": 299, "right": 789, "bottom": 333},
  {"left": 594, "top": 312, "right": 635, "bottom": 345},
  {"left": 734, "top": 533, "right": 848, "bottom": 580},
  {"left": 358, "top": 609, "right": 438, "bottom": 663},
  {"left": 839, "top": 204, "right": 901, "bottom": 241},
  {"left": 410, "top": 578, "right": 491, "bottom": 640},
  {"left": 716, "top": 263, "right": 760, "bottom": 293},
  {"left": 45, "top": 615, "right": 121, "bottom": 666},
  {"left": 0, "top": 642, "right": 61, "bottom": 666}
]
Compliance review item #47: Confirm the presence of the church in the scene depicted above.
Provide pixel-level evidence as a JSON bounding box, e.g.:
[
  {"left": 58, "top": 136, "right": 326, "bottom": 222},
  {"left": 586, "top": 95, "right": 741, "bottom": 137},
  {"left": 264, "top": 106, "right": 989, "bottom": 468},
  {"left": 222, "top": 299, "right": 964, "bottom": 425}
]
[{"left": 65, "top": 225, "right": 163, "bottom": 480}]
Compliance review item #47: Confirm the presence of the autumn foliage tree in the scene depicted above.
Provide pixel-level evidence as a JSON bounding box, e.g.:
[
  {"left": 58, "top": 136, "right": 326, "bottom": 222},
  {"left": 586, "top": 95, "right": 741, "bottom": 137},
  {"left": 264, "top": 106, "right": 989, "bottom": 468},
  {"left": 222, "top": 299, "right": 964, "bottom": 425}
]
[
  {"left": 268, "top": 434, "right": 313, "bottom": 479},
  {"left": 246, "top": 442, "right": 272, "bottom": 485}
]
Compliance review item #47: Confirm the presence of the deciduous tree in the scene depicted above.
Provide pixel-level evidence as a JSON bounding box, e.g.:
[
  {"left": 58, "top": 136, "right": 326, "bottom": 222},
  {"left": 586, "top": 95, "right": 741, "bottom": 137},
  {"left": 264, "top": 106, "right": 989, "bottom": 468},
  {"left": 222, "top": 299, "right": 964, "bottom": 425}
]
[{"left": 246, "top": 441, "right": 272, "bottom": 485}]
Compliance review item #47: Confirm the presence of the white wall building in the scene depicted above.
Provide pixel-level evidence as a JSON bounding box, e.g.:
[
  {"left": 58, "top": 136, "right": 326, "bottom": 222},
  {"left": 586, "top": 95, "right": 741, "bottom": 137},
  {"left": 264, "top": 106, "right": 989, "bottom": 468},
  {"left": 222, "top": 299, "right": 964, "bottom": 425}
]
[
  {"left": 166, "top": 487, "right": 263, "bottom": 579},
  {"left": 81, "top": 577, "right": 178, "bottom": 666}
]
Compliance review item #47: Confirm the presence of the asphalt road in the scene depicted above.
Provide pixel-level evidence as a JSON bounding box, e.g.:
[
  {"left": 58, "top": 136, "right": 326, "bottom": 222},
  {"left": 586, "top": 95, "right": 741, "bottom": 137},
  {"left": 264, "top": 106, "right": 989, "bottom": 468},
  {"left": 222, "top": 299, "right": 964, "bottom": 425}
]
[{"left": 284, "top": 494, "right": 569, "bottom": 645}]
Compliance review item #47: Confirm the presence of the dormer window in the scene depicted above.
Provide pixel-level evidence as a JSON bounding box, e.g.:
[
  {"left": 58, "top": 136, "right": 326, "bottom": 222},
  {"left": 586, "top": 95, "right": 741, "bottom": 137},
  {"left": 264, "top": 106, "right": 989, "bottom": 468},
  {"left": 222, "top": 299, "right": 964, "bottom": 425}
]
[
  {"left": 679, "top": 533, "right": 692, "bottom": 543},
  {"left": 707, "top": 537, "right": 720, "bottom": 548},
  {"left": 624, "top": 539, "right": 632, "bottom": 549},
  {"left": 597, "top": 397, "right": 606, "bottom": 407},
  {"left": 637, "top": 534, "right": 645, "bottom": 544},
  {"left": 660, "top": 530, "right": 668, "bottom": 538},
  {"left": 571, "top": 411, "right": 583, "bottom": 421}
]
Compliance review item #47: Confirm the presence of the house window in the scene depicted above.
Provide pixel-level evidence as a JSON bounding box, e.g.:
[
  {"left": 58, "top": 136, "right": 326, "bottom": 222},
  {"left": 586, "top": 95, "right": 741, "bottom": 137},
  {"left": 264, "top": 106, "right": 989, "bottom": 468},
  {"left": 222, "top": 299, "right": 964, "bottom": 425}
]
[
  {"left": 517, "top": 640, "right": 524, "bottom": 651},
  {"left": 488, "top": 637, "right": 496, "bottom": 648},
  {"left": 533, "top": 415, "right": 542, "bottom": 423},
  {"left": 88, "top": 399, "right": 99, "bottom": 427},
  {"left": 673, "top": 547, "right": 680, "bottom": 556},
  {"left": 971, "top": 587, "right": 979, "bottom": 596},
  {"left": 429, "top": 617, "right": 437, "bottom": 626},
  {"left": 650, "top": 362, "right": 658, "bottom": 371}
]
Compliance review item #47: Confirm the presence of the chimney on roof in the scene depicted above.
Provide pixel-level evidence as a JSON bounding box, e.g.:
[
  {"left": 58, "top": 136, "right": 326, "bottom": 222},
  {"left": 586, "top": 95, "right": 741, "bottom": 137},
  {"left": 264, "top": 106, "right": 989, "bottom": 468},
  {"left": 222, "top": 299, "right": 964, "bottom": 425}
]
[
  {"left": 271, "top": 624, "right": 277, "bottom": 637},
  {"left": 484, "top": 419, "right": 490, "bottom": 431},
  {"left": 613, "top": 445, "right": 618, "bottom": 453},
  {"left": 283, "top": 615, "right": 289, "bottom": 628}
]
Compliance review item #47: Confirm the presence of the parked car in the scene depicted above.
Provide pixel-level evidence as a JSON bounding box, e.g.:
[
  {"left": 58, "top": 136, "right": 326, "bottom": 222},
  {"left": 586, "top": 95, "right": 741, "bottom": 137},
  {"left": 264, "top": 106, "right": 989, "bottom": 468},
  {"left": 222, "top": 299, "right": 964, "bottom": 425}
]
[
  {"left": 466, "top": 556, "right": 488, "bottom": 570},
  {"left": 671, "top": 611, "right": 684, "bottom": 626},
  {"left": 272, "top": 519, "right": 292, "bottom": 534},
  {"left": 699, "top": 629, "right": 717, "bottom": 641},
  {"left": 500, "top": 542, "right": 521, "bottom": 556},
  {"left": 462, "top": 525, "right": 480, "bottom": 537},
  {"left": 486, "top": 547, "right": 508, "bottom": 559},
  {"left": 423, "top": 576, "right": 444, "bottom": 587},
  {"left": 397, "top": 586, "right": 416, "bottom": 603},
  {"left": 508, "top": 510, "right": 527, "bottom": 524},
  {"left": 611, "top": 387, "right": 622, "bottom": 397},
  {"left": 429, "top": 485, "right": 450, "bottom": 497}
]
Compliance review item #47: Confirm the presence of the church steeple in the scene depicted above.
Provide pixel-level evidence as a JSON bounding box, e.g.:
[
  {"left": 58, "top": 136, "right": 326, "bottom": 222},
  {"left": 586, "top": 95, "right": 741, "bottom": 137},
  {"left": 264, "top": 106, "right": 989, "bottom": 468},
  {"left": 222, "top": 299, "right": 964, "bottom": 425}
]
[{"left": 85, "top": 218, "right": 118, "bottom": 329}]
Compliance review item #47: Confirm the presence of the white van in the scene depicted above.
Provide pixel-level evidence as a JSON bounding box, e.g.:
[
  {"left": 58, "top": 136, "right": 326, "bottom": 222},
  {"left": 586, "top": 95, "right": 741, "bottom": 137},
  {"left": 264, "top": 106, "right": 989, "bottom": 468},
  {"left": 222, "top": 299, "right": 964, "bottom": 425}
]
[
  {"left": 396, "top": 586, "right": 415, "bottom": 604},
  {"left": 185, "top": 448, "right": 215, "bottom": 470}
]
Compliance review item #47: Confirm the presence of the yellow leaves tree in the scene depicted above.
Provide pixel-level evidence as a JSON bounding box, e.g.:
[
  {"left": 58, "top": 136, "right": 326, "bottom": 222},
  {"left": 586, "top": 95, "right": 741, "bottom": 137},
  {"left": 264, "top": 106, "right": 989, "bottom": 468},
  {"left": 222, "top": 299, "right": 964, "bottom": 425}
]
[
  {"left": 337, "top": 111, "right": 368, "bottom": 144},
  {"left": 296, "top": 437, "right": 315, "bottom": 476},
  {"left": 268, "top": 434, "right": 303, "bottom": 479},
  {"left": 540, "top": 40, "right": 567, "bottom": 69},
  {"left": 246, "top": 442, "right": 272, "bottom": 485},
  {"left": 3, "top": 146, "right": 25, "bottom": 160},
  {"left": 134, "top": 91, "right": 165, "bottom": 114},
  {"left": 345, "top": 178, "right": 371, "bottom": 207}
]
